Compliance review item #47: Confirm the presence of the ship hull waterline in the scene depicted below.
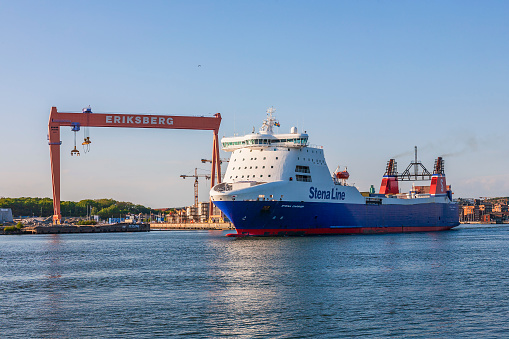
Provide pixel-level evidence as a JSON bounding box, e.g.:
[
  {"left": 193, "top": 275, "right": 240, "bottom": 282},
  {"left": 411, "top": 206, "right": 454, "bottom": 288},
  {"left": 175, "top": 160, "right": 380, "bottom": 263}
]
[{"left": 214, "top": 200, "right": 459, "bottom": 237}]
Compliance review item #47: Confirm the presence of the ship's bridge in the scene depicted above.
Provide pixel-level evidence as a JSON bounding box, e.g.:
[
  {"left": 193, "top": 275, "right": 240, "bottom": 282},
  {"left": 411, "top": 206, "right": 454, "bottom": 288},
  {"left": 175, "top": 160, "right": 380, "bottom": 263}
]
[
  {"left": 221, "top": 132, "right": 308, "bottom": 151},
  {"left": 221, "top": 107, "right": 308, "bottom": 151}
]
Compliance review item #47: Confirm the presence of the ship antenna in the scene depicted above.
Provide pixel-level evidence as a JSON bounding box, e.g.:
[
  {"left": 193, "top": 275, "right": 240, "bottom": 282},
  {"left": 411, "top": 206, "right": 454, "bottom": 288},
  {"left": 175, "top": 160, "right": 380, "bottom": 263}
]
[{"left": 260, "top": 106, "right": 278, "bottom": 134}]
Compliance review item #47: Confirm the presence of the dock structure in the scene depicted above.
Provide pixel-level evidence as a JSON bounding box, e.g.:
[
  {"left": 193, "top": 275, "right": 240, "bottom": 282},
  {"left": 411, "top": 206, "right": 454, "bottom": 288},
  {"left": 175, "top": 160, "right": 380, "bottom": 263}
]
[
  {"left": 150, "top": 222, "right": 234, "bottom": 231},
  {"left": 23, "top": 223, "right": 150, "bottom": 234}
]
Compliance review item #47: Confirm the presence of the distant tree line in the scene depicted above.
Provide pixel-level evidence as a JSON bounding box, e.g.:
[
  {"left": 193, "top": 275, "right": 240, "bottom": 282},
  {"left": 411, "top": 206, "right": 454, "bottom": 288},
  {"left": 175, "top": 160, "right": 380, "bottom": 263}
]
[{"left": 0, "top": 197, "right": 160, "bottom": 219}]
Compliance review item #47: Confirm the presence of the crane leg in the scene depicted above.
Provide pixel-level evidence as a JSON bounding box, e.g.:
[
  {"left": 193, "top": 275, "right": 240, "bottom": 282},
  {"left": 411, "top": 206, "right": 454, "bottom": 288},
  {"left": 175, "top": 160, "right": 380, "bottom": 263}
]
[{"left": 48, "top": 107, "right": 62, "bottom": 224}]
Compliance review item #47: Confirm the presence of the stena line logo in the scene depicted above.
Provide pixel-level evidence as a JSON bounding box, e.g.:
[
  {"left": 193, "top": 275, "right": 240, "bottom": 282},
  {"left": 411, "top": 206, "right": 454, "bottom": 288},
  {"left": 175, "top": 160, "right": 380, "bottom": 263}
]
[
  {"left": 309, "top": 187, "right": 346, "bottom": 200},
  {"left": 105, "top": 115, "right": 174, "bottom": 125}
]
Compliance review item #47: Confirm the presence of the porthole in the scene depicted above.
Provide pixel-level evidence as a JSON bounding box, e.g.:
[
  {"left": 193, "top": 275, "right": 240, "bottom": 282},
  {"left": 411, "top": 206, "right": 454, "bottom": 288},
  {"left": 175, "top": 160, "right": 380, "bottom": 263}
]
[
  {"left": 263, "top": 166, "right": 265, "bottom": 169},
  {"left": 271, "top": 166, "right": 274, "bottom": 168},
  {"left": 263, "top": 157, "right": 266, "bottom": 160}
]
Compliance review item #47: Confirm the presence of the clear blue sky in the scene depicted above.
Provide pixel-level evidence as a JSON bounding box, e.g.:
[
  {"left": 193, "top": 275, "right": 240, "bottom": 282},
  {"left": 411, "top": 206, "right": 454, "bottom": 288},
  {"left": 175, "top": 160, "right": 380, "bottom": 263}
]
[{"left": 1, "top": 1, "right": 508, "bottom": 208}]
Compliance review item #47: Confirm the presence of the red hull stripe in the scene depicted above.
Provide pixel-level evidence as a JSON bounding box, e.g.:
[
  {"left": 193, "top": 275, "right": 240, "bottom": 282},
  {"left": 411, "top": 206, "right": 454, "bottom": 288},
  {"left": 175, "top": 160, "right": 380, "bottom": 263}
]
[{"left": 232, "top": 226, "right": 455, "bottom": 236}]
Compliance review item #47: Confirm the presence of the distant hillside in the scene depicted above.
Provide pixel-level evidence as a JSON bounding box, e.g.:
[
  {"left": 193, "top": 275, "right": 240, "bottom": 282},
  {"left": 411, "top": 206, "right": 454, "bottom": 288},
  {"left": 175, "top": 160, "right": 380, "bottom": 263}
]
[{"left": 0, "top": 197, "right": 160, "bottom": 219}]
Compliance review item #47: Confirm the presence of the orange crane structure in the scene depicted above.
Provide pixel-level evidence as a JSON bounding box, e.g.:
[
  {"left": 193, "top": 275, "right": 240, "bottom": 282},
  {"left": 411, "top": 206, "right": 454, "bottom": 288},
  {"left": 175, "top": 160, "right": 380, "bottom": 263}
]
[{"left": 48, "top": 106, "right": 221, "bottom": 224}]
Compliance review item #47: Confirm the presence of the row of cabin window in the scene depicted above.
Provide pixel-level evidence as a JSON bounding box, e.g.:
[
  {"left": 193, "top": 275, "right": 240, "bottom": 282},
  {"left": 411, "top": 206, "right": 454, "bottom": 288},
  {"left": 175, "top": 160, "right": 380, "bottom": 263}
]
[
  {"left": 234, "top": 156, "right": 277, "bottom": 161},
  {"left": 222, "top": 138, "right": 308, "bottom": 147},
  {"left": 231, "top": 165, "right": 273, "bottom": 170},
  {"left": 298, "top": 157, "right": 325, "bottom": 164},
  {"left": 230, "top": 174, "right": 272, "bottom": 179},
  {"left": 233, "top": 156, "right": 323, "bottom": 165},
  {"left": 228, "top": 174, "right": 312, "bottom": 182},
  {"left": 235, "top": 148, "right": 320, "bottom": 153},
  {"left": 230, "top": 165, "right": 314, "bottom": 172}
]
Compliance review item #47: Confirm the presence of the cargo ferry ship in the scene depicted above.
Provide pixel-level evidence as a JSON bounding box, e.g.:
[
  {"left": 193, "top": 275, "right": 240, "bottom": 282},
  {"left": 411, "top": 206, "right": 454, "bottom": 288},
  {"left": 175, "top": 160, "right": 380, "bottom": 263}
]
[{"left": 210, "top": 108, "right": 459, "bottom": 236}]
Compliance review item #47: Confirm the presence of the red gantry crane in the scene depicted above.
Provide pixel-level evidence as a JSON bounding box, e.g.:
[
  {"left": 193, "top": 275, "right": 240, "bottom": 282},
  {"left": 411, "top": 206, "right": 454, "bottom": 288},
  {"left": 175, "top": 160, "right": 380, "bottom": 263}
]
[{"left": 48, "top": 106, "right": 221, "bottom": 224}]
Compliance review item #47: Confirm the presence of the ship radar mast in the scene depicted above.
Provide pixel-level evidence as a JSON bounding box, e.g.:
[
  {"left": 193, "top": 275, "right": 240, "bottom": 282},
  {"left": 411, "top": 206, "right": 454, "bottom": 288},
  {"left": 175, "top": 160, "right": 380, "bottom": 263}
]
[{"left": 259, "top": 107, "right": 279, "bottom": 134}]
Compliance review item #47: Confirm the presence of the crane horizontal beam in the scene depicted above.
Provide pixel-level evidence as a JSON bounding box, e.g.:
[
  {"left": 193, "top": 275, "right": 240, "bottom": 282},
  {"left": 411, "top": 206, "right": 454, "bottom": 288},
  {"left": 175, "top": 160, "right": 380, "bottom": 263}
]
[{"left": 49, "top": 109, "right": 221, "bottom": 131}]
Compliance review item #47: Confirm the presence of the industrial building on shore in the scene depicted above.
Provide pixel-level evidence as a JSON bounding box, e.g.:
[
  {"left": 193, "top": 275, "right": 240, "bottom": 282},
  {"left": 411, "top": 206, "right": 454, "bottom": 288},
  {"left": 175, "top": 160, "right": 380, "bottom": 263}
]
[
  {"left": 0, "top": 208, "right": 13, "bottom": 223},
  {"left": 458, "top": 198, "right": 509, "bottom": 223}
]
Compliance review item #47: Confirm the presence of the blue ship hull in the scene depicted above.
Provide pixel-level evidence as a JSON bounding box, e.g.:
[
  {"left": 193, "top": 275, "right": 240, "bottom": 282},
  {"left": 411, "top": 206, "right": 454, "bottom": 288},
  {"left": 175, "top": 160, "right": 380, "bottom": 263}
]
[{"left": 214, "top": 200, "right": 460, "bottom": 236}]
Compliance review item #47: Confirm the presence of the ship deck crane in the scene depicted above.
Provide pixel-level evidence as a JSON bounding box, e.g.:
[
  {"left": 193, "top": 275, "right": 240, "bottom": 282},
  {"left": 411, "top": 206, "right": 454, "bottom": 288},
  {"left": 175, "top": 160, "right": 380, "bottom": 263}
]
[{"left": 180, "top": 168, "right": 210, "bottom": 208}]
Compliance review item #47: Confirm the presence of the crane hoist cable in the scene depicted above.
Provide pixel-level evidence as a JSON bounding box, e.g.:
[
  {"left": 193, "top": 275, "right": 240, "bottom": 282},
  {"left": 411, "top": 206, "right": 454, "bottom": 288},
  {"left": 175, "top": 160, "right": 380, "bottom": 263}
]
[
  {"left": 71, "top": 122, "right": 80, "bottom": 156},
  {"left": 82, "top": 129, "right": 91, "bottom": 153},
  {"left": 82, "top": 106, "right": 92, "bottom": 153}
]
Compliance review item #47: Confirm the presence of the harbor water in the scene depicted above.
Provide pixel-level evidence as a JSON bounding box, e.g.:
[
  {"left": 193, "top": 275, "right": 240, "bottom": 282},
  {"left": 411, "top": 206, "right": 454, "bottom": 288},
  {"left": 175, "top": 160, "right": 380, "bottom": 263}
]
[{"left": 1, "top": 225, "right": 509, "bottom": 338}]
